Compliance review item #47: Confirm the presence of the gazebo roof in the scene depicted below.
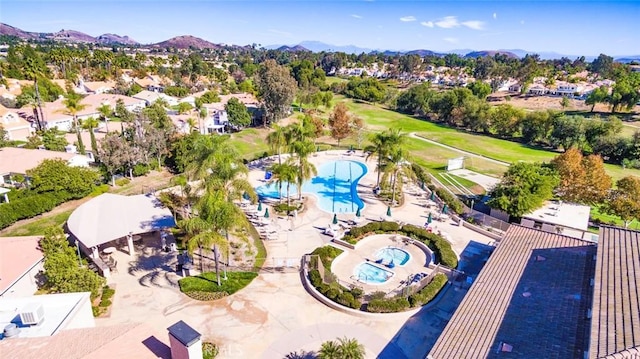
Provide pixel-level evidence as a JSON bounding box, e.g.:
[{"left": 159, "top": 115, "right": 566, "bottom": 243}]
[{"left": 67, "top": 193, "right": 175, "bottom": 249}]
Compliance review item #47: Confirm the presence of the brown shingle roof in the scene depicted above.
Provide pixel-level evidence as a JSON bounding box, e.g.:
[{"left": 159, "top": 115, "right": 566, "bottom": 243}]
[
  {"left": 428, "top": 225, "right": 596, "bottom": 359},
  {"left": 590, "top": 226, "right": 640, "bottom": 359}
]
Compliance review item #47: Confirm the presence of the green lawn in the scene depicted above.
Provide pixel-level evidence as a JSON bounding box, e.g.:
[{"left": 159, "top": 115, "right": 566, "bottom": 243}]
[
  {"left": 178, "top": 271, "right": 258, "bottom": 294},
  {"left": 2, "top": 210, "right": 72, "bottom": 236},
  {"left": 590, "top": 207, "right": 640, "bottom": 230},
  {"left": 341, "top": 97, "right": 640, "bottom": 182},
  {"left": 227, "top": 128, "right": 270, "bottom": 160}
]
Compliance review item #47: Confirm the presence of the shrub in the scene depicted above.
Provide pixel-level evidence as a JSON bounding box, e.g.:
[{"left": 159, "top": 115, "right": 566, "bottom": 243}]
[
  {"left": 178, "top": 271, "right": 258, "bottom": 298},
  {"left": 90, "top": 184, "right": 110, "bottom": 197},
  {"left": 101, "top": 286, "right": 115, "bottom": 300},
  {"left": 115, "top": 177, "right": 130, "bottom": 186},
  {"left": 273, "top": 203, "right": 298, "bottom": 214},
  {"left": 0, "top": 191, "right": 70, "bottom": 229},
  {"left": 99, "top": 299, "right": 112, "bottom": 308},
  {"left": 132, "top": 163, "right": 150, "bottom": 177},
  {"left": 433, "top": 187, "right": 465, "bottom": 215},
  {"left": 309, "top": 269, "right": 323, "bottom": 287},
  {"left": 350, "top": 287, "right": 363, "bottom": 299},
  {"left": 203, "top": 342, "right": 219, "bottom": 359},
  {"left": 400, "top": 224, "right": 458, "bottom": 268},
  {"left": 92, "top": 306, "right": 103, "bottom": 317},
  {"left": 408, "top": 273, "right": 448, "bottom": 307},
  {"left": 311, "top": 246, "right": 344, "bottom": 268},
  {"left": 367, "top": 297, "right": 410, "bottom": 313}
]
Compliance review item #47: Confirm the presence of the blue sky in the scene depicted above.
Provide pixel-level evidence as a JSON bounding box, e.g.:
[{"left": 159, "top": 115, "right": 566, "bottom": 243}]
[{"left": 2, "top": 1, "right": 638, "bottom": 56}]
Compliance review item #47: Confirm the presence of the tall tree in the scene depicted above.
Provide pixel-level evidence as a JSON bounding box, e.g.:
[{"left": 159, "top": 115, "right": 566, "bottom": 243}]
[
  {"left": 328, "top": 102, "right": 353, "bottom": 147},
  {"left": 551, "top": 148, "right": 611, "bottom": 205},
  {"left": 255, "top": 59, "right": 297, "bottom": 126},
  {"left": 63, "top": 93, "right": 87, "bottom": 155},
  {"left": 268, "top": 162, "right": 298, "bottom": 205},
  {"left": 224, "top": 97, "right": 251, "bottom": 129},
  {"left": 487, "top": 162, "right": 558, "bottom": 217},
  {"left": 290, "top": 139, "right": 317, "bottom": 200},
  {"left": 97, "top": 103, "right": 112, "bottom": 133},
  {"left": 585, "top": 85, "right": 609, "bottom": 112},
  {"left": 22, "top": 48, "right": 47, "bottom": 131},
  {"left": 266, "top": 125, "right": 287, "bottom": 164},
  {"left": 604, "top": 176, "right": 640, "bottom": 228},
  {"left": 81, "top": 117, "right": 100, "bottom": 160}
]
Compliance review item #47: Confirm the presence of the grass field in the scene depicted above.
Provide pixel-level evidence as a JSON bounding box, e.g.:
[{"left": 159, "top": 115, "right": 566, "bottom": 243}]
[
  {"left": 590, "top": 207, "right": 640, "bottom": 230},
  {"left": 2, "top": 210, "right": 72, "bottom": 236},
  {"left": 227, "top": 128, "right": 270, "bottom": 160},
  {"left": 341, "top": 97, "right": 640, "bottom": 182}
]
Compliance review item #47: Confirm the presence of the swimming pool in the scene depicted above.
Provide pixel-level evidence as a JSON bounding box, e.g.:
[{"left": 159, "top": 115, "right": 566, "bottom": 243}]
[
  {"left": 353, "top": 262, "right": 394, "bottom": 284},
  {"left": 374, "top": 247, "right": 411, "bottom": 266},
  {"left": 256, "top": 160, "right": 367, "bottom": 214}
]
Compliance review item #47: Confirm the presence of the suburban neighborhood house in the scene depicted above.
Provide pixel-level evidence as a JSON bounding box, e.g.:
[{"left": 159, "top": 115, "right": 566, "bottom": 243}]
[
  {"left": 0, "top": 236, "right": 44, "bottom": 298},
  {"left": 132, "top": 90, "right": 179, "bottom": 107},
  {"left": 0, "top": 147, "right": 90, "bottom": 185},
  {"left": 0, "top": 104, "right": 34, "bottom": 141}
]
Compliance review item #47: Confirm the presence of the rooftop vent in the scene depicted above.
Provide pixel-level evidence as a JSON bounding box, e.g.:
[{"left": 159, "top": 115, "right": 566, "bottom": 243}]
[
  {"left": 3, "top": 323, "right": 20, "bottom": 339},
  {"left": 19, "top": 303, "right": 45, "bottom": 326}
]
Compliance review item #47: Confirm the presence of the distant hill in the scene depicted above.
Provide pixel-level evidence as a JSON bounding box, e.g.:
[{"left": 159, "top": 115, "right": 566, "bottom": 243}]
[
  {"left": 465, "top": 50, "right": 519, "bottom": 59},
  {"left": 276, "top": 45, "right": 309, "bottom": 52},
  {"left": 615, "top": 56, "right": 640, "bottom": 64},
  {"left": 153, "top": 35, "right": 221, "bottom": 49},
  {"left": 297, "top": 41, "right": 373, "bottom": 54},
  {"left": 0, "top": 23, "right": 43, "bottom": 40},
  {"left": 50, "top": 29, "right": 96, "bottom": 43},
  {"left": 96, "top": 33, "right": 138, "bottom": 45}
]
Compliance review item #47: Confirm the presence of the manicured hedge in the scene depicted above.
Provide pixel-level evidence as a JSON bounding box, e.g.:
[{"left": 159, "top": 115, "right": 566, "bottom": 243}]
[
  {"left": 308, "top": 269, "right": 361, "bottom": 309},
  {"left": 310, "top": 245, "right": 344, "bottom": 268},
  {"left": 408, "top": 273, "right": 448, "bottom": 307},
  {"left": 341, "top": 222, "right": 458, "bottom": 269},
  {"left": 0, "top": 191, "right": 71, "bottom": 229},
  {"left": 430, "top": 186, "right": 465, "bottom": 215},
  {"left": 367, "top": 297, "right": 410, "bottom": 313}
]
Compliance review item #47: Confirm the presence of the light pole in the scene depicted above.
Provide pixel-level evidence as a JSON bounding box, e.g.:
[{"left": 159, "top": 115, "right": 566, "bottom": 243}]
[{"left": 75, "top": 240, "right": 82, "bottom": 267}]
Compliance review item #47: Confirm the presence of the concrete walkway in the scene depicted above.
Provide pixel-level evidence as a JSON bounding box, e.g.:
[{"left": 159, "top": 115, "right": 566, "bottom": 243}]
[{"left": 99, "top": 151, "right": 497, "bottom": 359}]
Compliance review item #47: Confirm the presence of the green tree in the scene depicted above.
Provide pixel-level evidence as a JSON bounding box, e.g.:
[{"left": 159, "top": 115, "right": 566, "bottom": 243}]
[
  {"left": 41, "top": 128, "right": 69, "bottom": 151},
  {"left": 224, "top": 97, "right": 251, "bottom": 129},
  {"left": 487, "top": 162, "right": 558, "bottom": 217},
  {"left": 591, "top": 54, "right": 614, "bottom": 79},
  {"left": 604, "top": 176, "right": 640, "bottom": 228},
  {"left": 381, "top": 147, "right": 414, "bottom": 205},
  {"left": 177, "top": 102, "right": 193, "bottom": 115},
  {"left": 255, "top": 59, "right": 297, "bottom": 126},
  {"left": 290, "top": 139, "right": 317, "bottom": 200},
  {"left": 467, "top": 81, "right": 492, "bottom": 100},
  {"left": 585, "top": 85, "right": 609, "bottom": 112},
  {"left": 63, "top": 93, "right": 87, "bottom": 155},
  {"left": 22, "top": 46, "right": 48, "bottom": 131},
  {"left": 82, "top": 117, "right": 100, "bottom": 160},
  {"left": 40, "top": 226, "right": 105, "bottom": 299},
  {"left": 0, "top": 124, "right": 7, "bottom": 148},
  {"left": 365, "top": 128, "right": 406, "bottom": 187},
  {"left": 97, "top": 103, "right": 112, "bottom": 133},
  {"left": 266, "top": 125, "right": 287, "bottom": 164},
  {"left": 560, "top": 96, "right": 571, "bottom": 110},
  {"left": 318, "top": 337, "right": 365, "bottom": 359},
  {"left": 344, "top": 76, "right": 386, "bottom": 103},
  {"left": 27, "top": 158, "right": 98, "bottom": 197},
  {"left": 268, "top": 162, "right": 298, "bottom": 205}
]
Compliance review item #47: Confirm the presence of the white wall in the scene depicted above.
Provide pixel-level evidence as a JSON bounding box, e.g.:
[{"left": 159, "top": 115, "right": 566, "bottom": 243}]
[{"left": 0, "top": 260, "right": 43, "bottom": 298}]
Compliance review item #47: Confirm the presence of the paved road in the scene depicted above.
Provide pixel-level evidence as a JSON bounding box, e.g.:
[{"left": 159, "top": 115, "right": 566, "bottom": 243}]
[{"left": 409, "top": 133, "right": 510, "bottom": 167}]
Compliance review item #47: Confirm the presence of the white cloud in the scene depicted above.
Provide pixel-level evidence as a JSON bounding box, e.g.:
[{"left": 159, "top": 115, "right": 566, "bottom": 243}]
[
  {"left": 435, "top": 16, "right": 459, "bottom": 28},
  {"left": 400, "top": 16, "right": 417, "bottom": 22},
  {"left": 351, "top": 14, "right": 362, "bottom": 19},
  {"left": 444, "top": 37, "right": 459, "bottom": 44},
  {"left": 421, "top": 21, "right": 434, "bottom": 28},
  {"left": 462, "top": 20, "right": 485, "bottom": 30},
  {"left": 493, "top": 12, "right": 497, "bottom": 20},
  {"left": 268, "top": 29, "right": 292, "bottom": 37}
]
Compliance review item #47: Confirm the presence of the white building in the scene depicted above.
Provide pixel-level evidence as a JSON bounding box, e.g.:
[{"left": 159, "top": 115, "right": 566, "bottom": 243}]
[{"left": 520, "top": 200, "right": 595, "bottom": 241}]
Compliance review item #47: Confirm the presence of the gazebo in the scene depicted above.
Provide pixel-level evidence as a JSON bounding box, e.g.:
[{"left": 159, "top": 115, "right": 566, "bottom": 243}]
[{"left": 67, "top": 193, "right": 176, "bottom": 259}]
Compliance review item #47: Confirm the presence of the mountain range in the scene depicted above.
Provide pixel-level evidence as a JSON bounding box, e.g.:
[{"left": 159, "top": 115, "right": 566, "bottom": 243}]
[{"left": 2, "top": 23, "right": 638, "bottom": 62}]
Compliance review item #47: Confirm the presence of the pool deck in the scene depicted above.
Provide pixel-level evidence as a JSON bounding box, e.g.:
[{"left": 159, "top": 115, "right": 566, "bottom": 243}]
[{"left": 98, "top": 150, "right": 497, "bottom": 359}]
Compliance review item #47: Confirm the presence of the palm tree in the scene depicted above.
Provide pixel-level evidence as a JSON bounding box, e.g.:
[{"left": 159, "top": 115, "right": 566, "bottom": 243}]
[
  {"left": 63, "top": 94, "right": 87, "bottom": 154},
  {"left": 381, "top": 148, "right": 414, "bottom": 205},
  {"left": 268, "top": 162, "right": 298, "bottom": 206},
  {"left": 365, "top": 128, "right": 406, "bottom": 187},
  {"left": 81, "top": 117, "right": 100, "bottom": 160},
  {"left": 266, "top": 125, "right": 286, "bottom": 164},
  {"left": 23, "top": 56, "right": 45, "bottom": 131},
  {"left": 291, "top": 139, "right": 317, "bottom": 200},
  {"left": 318, "top": 340, "right": 341, "bottom": 359},
  {"left": 336, "top": 337, "right": 365, "bottom": 359},
  {"left": 97, "top": 104, "right": 112, "bottom": 133}
]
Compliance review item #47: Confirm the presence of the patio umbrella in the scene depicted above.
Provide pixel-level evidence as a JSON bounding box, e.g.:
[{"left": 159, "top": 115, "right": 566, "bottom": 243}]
[
  {"left": 264, "top": 208, "right": 270, "bottom": 218},
  {"left": 257, "top": 202, "right": 263, "bottom": 211},
  {"left": 442, "top": 204, "right": 449, "bottom": 215},
  {"left": 386, "top": 206, "right": 392, "bottom": 217},
  {"left": 427, "top": 212, "right": 432, "bottom": 224},
  {"left": 332, "top": 213, "right": 338, "bottom": 225},
  {"left": 430, "top": 191, "right": 436, "bottom": 201},
  {"left": 355, "top": 207, "right": 362, "bottom": 217}
]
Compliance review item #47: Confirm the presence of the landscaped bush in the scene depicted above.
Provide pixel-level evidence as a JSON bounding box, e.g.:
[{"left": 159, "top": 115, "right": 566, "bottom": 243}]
[
  {"left": 433, "top": 187, "right": 465, "bottom": 215},
  {"left": 132, "top": 163, "right": 150, "bottom": 177},
  {"left": 343, "top": 221, "right": 399, "bottom": 244},
  {"left": 408, "top": 273, "right": 448, "bottom": 307},
  {"left": 183, "top": 291, "right": 229, "bottom": 301},
  {"left": 412, "top": 163, "right": 431, "bottom": 186},
  {"left": 310, "top": 246, "right": 344, "bottom": 268},
  {"left": 115, "top": 177, "right": 130, "bottom": 186},
  {"left": 203, "top": 342, "right": 219, "bottom": 359},
  {"left": 273, "top": 203, "right": 298, "bottom": 214},
  {"left": 178, "top": 271, "right": 258, "bottom": 300},
  {"left": 367, "top": 297, "right": 410, "bottom": 313},
  {"left": 307, "top": 269, "right": 360, "bottom": 309},
  {"left": 0, "top": 191, "right": 71, "bottom": 229},
  {"left": 400, "top": 224, "right": 458, "bottom": 268}
]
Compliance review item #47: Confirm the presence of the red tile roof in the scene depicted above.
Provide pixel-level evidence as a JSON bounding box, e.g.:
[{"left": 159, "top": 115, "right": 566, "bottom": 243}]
[{"left": 0, "top": 236, "right": 43, "bottom": 294}]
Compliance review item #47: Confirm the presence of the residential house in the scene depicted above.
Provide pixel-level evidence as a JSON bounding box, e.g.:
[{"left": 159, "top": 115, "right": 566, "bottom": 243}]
[
  {"left": 76, "top": 80, "right": 115, "bottom": 95},
  {"left": 0, "top": 147, "right": 90, "bottom": 185},
  {"left": 0, "top": 104, "right": 34, "bottom": 141},
  {"left": 0, "top": 236, "right": 44, "bottom": 298},
  {"left": 551, "top": 81, "right": 582, "bottom": 97},
  {"left": 132, "top": 90, "right": 179, "bottom": 107},
  {"left": 528, "top": 83, "right": 548, "bottom": 95}
]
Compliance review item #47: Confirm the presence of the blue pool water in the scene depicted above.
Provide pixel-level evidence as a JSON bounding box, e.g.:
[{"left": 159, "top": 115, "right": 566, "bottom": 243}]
[
  {"left": 256, "top": 160, "right": 367, "bottom": 214},
  {"left": 375, "top": 247, "right": 411, "bottom": 266},
  {"left": 353, "top": 262, "right": 394, "bottom": 284}
]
